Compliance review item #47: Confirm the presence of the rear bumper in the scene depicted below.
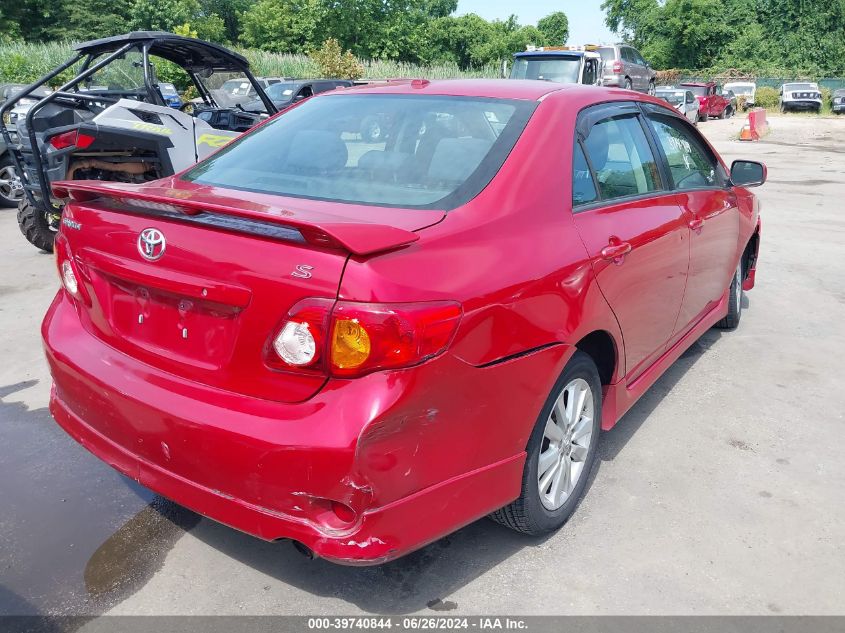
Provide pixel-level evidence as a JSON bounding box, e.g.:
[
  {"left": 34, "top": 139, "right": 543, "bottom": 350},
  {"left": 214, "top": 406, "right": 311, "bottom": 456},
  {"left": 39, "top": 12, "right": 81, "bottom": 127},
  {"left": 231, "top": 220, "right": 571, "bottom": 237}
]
[
  {"left": 50, "top": 394, "right": 522, "bottom": 564},
  {"left": 43, "top": 291, "right": 565, "bottom": 564},
  {"left": 602, "top": 74, "right": 623, "bottom": 87}
]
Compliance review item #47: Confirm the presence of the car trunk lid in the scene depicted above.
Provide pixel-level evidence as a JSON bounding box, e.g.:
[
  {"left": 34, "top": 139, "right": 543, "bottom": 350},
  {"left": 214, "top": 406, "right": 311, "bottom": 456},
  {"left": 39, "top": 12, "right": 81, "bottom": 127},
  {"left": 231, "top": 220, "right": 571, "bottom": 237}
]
[{"left": 55, "top": 179, "right": 444, "bottom": 403}]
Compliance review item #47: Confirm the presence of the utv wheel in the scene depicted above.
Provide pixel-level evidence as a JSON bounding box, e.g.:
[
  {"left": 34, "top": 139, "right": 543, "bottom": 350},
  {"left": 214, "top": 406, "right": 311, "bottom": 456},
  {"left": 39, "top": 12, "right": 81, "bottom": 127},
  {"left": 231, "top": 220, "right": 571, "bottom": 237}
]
[
  {"left": 0, "top": 155, "right": 23, "bottom": 208},
  {"left": 490, "top": 351, "right": 601, "bottom": 535},
  {"left": 715, "top": 261, "right": 743, "bottom": 329},
  {"left": 17, "top": 199, "right": 57, "bottom": 253}
]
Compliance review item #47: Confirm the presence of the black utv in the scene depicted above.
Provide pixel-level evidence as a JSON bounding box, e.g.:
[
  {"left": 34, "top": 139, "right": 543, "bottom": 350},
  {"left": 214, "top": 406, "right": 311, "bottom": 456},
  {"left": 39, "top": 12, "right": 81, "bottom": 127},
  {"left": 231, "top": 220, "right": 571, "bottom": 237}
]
[{"left": 0, "top": 31, "right": 277, "bottom": 252}]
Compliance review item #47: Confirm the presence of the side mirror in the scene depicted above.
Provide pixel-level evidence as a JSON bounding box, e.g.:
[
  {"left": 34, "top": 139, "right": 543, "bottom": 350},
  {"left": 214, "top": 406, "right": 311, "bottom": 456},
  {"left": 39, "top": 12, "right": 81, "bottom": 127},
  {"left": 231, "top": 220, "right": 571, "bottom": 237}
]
[{"left": 731, "top": 160, "right": 767, "bottom": 188}]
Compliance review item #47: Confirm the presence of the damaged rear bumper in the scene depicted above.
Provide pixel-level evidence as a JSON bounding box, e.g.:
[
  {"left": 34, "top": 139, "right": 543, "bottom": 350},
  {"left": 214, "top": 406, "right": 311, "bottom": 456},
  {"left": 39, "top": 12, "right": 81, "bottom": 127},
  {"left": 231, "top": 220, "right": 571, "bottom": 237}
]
[{"left": 42, "top": 291, "right": 553, "bottom": 564}]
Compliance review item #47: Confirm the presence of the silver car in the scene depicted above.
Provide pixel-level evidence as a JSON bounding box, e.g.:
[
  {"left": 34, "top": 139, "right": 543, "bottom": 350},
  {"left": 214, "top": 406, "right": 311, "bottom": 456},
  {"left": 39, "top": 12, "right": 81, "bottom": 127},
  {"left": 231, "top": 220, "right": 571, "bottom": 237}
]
[
  {"left": 655, "top": 87, "right": 700, "bottom": 123},
  {"left": 598, "top": 45, "right": 657, "bottom": 94}
]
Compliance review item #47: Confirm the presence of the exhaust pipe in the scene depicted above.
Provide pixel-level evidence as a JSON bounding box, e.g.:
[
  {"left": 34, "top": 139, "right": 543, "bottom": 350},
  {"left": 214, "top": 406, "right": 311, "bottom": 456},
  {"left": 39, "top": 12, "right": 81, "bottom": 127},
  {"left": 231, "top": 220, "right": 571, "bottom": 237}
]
[{"left": 291, "top": 540, "right": 315, "bottom": 559}]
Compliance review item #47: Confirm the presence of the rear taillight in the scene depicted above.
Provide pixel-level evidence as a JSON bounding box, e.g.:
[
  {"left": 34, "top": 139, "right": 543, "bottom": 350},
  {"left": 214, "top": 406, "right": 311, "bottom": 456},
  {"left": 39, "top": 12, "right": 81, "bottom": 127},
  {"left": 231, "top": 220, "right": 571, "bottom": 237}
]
[
  {"left": 612, "top": 60, "right": 623, "bottom": 73},
  {"left": 54, "top": 233, "right": 90, "bottom": 305},
  {"left": 267, "top": 299, "right": 462, "bottom": 377},
  {"left": 50, "top": 130, "right": 95, "bottom": 150},
  {"left": 266, "top": 297, "right": 333, "bottom": 374}
]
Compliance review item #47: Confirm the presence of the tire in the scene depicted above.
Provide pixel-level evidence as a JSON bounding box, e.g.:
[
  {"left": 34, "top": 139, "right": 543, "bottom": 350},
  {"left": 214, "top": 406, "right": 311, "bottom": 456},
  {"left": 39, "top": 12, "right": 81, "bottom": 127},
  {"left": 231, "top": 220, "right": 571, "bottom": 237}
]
[
  {"left": 0, "top": 154, "right": 24, "bottom": 209},
  {"left": 647, "top": 81, "right": 656, "bottom": 96},
  {"left": 718, "top": 107, "right": 727, "bottom": 119},
  {"left": 17, "top": 198, "right": 57, "bottom": 253},
  {"left": 780, "top": 103, "right": 787, "bottom": 113},
  {"left": 699, "top": 112, "right": 709, "bottom": 122},
  {"left": 623, "top": 78, "right": 633, "bottom": 91},
  {"left": 715, "top": 261, "right": 743, "bottom": 329},
  {"left": 490, "top": 351, "right": 602, "bottom": 535}
]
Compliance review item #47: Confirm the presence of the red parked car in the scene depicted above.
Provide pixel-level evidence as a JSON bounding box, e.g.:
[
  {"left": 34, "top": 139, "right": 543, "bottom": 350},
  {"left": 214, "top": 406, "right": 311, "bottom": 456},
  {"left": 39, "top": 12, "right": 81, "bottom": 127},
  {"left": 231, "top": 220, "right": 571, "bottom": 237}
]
[
  {"left": 43, "top": 80, "right": 765, "bottom": 565},
  {"left": 681, "top": 81, "right": 731, "bottom": 121}
]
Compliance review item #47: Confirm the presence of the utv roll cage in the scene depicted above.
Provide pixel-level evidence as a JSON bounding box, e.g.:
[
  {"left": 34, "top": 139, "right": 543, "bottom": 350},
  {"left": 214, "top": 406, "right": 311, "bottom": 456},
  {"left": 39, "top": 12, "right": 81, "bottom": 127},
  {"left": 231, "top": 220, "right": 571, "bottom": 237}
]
[{"left": 0, "top": 31, "right": 277, "bottom": 214}]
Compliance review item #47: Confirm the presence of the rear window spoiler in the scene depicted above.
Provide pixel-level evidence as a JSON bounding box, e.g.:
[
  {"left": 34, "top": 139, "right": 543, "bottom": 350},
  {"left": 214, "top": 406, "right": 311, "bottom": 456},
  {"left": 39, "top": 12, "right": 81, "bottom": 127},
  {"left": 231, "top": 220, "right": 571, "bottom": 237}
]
[{"left": 52, "top": 181, "right": 429, "bottom": 256}]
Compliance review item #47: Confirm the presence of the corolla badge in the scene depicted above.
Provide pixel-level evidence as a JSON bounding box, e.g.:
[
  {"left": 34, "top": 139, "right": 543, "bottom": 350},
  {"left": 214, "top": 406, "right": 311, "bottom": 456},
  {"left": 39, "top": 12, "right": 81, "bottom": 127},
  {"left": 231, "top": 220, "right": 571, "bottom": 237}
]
[{"left": 137, "top": 228, "right": 166, "bottom": 261}]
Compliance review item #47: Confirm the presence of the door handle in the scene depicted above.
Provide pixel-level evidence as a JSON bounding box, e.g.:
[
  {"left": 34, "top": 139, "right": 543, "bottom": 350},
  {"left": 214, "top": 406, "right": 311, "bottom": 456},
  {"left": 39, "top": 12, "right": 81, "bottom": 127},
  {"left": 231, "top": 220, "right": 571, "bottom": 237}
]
[
  {"left": 688, "top": 217, "right": 704, "bottom": 232},
  {"left": 601, "top": 240, "right": 632, "bottom": 263}
]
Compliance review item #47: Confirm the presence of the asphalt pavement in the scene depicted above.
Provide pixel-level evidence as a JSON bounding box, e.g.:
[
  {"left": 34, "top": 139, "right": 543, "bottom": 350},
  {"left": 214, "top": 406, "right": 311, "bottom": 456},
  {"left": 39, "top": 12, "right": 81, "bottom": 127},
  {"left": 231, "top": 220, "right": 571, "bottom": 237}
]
[{"left": 1, "top": 114, "right": 843, "bottom": 618}]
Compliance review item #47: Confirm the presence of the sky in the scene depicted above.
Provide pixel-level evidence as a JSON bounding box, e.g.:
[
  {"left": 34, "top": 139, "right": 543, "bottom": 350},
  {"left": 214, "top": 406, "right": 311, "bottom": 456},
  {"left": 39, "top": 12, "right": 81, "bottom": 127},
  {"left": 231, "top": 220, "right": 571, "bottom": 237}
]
[{"left": 456, "top": 0, "right": 617, "bottom": 45}]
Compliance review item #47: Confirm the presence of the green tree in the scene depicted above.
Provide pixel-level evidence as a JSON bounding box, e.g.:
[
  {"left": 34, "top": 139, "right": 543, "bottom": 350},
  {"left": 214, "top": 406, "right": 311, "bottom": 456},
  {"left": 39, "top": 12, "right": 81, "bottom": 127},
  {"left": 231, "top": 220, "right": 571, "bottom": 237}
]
[
  {"left": 65, "top": 0, "right": 132, "bottom": 40},
  {"left": 128, "top": 0, "right": 201, "bottom": 32},
  {"left": 240, "top": 0, "right": 321, "bottom": 52},
  {"left": 601, "top": 0, "right": 660, "bottom": 48},
  {"left": 537, "top": 11, "right": 569, "bottom": 45},
  {"left": 199, "top": 0, "right": 253, "bottom": 42}
]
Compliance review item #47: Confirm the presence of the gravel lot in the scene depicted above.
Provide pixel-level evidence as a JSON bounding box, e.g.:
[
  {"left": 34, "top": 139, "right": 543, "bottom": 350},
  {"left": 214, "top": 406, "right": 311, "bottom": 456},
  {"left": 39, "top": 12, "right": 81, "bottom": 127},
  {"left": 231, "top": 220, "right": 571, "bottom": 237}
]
[{"left": 1, "top": 113, "right": 844, "bottom": 618}]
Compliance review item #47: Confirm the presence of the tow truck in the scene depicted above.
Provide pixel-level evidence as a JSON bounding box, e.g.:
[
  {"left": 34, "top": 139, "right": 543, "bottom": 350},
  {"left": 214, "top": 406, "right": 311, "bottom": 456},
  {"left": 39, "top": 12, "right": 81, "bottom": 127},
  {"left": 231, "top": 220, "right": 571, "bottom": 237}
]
[{"left": 508, "top": 45, "right": 604, "bottom": 86}]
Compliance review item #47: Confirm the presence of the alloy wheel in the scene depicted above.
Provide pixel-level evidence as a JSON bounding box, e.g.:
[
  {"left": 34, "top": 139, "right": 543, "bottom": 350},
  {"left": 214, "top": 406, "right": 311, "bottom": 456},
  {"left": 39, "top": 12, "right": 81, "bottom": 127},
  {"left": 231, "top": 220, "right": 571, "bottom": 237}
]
[
  {"left": 537, "top": 377, "right": 595, "bottom": 511},
  {"left": 0, "top": 164, "right": 23, "bottom": 205}
]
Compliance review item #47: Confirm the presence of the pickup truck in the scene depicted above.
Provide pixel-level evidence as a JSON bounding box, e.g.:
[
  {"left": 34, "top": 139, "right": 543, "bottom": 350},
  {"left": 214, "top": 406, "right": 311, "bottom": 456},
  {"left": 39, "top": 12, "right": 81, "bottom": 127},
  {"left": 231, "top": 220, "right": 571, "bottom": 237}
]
[{"left": 681, "top": 82, "right": 730, "bottom": 121}]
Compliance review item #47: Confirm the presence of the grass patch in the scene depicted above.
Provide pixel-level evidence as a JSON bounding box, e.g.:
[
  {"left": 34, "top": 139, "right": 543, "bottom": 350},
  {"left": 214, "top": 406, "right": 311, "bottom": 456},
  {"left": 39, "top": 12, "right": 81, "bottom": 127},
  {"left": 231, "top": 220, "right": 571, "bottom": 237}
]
[{"left": 0, "top": 40, "right": 501, "bottom": 88}]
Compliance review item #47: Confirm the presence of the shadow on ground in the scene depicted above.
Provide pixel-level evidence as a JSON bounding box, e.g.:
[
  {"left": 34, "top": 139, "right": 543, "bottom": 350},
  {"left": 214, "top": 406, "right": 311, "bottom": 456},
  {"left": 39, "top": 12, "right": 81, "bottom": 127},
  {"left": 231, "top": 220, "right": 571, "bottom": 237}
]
[
  {"left": 180, "top": 328, "right": 727, "bottom": 614},
  {"left": 0, "top": 321, "right": 730, "bottom": 617}
]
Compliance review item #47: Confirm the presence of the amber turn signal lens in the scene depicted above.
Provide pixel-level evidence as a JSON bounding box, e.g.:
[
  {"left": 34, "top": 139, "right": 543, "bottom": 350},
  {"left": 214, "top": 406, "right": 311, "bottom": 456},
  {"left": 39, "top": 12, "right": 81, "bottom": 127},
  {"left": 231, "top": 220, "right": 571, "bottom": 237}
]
[{"left": 331, "top": 318, "right": 371, "bottom": 368}]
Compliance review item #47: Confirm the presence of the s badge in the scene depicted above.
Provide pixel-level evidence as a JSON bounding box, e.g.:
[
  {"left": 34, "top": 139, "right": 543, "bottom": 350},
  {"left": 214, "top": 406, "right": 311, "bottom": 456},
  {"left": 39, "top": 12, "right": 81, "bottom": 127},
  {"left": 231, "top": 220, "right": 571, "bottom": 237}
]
[{"left": 291, "top": 264, "right": 314, "bottom": 279}]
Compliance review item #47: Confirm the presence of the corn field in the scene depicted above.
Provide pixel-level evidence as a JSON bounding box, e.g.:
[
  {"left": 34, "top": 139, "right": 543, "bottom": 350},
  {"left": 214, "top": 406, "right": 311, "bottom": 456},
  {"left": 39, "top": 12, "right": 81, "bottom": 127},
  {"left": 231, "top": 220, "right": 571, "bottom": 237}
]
[{"left": 0, "top": 41, "right": 500, "bottom": 89}]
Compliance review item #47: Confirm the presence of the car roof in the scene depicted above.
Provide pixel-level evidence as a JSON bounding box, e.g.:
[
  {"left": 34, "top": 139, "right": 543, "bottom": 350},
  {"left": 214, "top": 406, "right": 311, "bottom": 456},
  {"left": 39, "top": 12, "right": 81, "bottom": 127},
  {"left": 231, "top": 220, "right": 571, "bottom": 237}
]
[
  {"left": 324, "top": 79, "right": 577, "bottom": 101},
  {"left": 319, "top": 79, "right": 678, "bottom": 114},
  {"left": 74, "top": 31, "right": 249, "bottom": 70},
  {"left": 513, "top": 50, "right": 589, "bottom": 59}
]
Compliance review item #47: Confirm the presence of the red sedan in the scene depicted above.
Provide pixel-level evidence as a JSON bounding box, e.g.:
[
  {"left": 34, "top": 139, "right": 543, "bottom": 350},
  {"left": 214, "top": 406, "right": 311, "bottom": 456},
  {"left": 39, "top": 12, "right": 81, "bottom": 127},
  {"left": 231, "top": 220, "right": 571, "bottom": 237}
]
[{"left": 43, "top": 80, "right": 765, "bottom": 564}]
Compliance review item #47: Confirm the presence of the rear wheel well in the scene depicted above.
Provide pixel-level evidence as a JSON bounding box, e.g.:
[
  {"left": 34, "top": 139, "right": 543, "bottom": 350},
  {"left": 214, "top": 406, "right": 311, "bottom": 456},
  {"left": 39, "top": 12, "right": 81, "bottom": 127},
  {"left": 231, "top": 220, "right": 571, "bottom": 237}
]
[{"left": 575, "top": 331, "right": 617, "bottom": 386}]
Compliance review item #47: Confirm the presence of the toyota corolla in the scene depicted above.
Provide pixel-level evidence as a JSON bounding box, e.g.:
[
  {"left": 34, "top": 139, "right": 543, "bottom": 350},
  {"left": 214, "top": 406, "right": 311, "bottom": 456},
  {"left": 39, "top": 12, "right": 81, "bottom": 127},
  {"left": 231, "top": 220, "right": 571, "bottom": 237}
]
[{"left": 43, "top": 79, "right": 765, "bottom": 564}]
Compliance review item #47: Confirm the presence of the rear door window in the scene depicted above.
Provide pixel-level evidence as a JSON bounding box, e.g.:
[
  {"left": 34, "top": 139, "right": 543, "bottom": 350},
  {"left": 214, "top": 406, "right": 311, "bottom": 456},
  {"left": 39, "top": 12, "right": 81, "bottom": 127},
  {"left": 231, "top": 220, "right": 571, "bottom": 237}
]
[
  {"left": 582, "top": 115, "right": 662, "bottom": 201},
  {"left": 572, "top": 143, "right": 598, "bottom": 206}
]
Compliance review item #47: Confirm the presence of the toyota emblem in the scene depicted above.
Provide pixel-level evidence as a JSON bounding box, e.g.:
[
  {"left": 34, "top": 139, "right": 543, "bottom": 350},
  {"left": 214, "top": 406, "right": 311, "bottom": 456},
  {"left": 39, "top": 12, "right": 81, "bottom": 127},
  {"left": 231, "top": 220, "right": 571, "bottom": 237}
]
[{"left": 137, "top": 228, "right": 166, "bottom": 261}]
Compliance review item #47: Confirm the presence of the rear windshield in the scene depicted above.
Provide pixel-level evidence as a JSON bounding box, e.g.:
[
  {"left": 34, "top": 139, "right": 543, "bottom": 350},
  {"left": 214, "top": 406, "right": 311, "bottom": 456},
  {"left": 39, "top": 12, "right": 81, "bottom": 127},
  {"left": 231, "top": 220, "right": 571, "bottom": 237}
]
[
  {"left": 510, "top": 55, "right": 581, "bottom": 83},
  {"left": 657, "top": 91, "right": 684, "bottom": 105},
  {"left": 183, "top": 94, "right": 535, "bottom": 209},
  {"left": 726, "top": 84, "right": 754, "bottom": 96},
  {"left": 784, "top": 83, "right": 815, "bottom": 91},
  {"left": 597, "top": 47, "right": 616, "bottom": 62},
  {"left": 266, "top": 83, "right": 298, "bottom": 99}
]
